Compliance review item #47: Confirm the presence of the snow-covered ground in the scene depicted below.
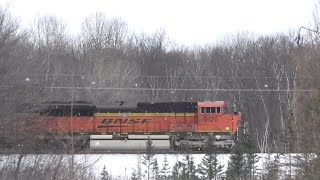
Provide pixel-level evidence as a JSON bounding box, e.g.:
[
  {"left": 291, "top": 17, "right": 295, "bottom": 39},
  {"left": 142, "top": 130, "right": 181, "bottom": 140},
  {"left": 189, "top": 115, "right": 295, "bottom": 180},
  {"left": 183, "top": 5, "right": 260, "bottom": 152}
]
[
  {"left": 92, "top": 154, "right": 229, "bottom": 178},
  {"left": 0, "top": 153, "right": 309, "bottom": 179},
  {"left": 92, "top": 153, "right": 302, "bottom": 178}
]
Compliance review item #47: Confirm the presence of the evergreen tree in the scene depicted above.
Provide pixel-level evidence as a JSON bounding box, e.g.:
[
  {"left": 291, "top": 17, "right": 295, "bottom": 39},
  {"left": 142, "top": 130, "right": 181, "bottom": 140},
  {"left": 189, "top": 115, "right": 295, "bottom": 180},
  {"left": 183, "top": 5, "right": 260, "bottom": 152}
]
[
  {"left": 170, "top": 161, "right": 183, "bottom": 180},
  {"left": 132, "top": 156, "right": 143, "bottom": 180},
  {"left": 244, "top": 153, "right": 259, "bottom": 180},
  {"left": 142, "top": 137, "right": 155, "bottom": 180},
  {"left": 198, "top": 136, "right": 223, "bottom": 180},
  {"left": 180, "top": 154, "right": 199, "bottom": 180},
  {"left": 263, "top": 154, "right": 281, "bottom": 180},
  {"left": 160, "top": 155, "right": 170, "bottom": 180},
  {"left": 242, "top": 125, "right": 259, "bottom": 180},
  {"left": 131, "top": 169, "right": 139, "bottom": 180},
  {"left": 226, "top": 128, "right": 259, "bottom": 180},
  {"left": 225, "top": 145, "right": 246, "bottom": 180},
  {"left": 152, "top": 158, "right": 160, "bottom": 180},
  {"left": 137, "top": 155, "right": 143, "bottom": 180},
  {"left": 292, "top": 153, "right": 320, "bottom": 180},
  {"left": 100, "top": 165, "right": 110, "bottom": 180},
  {"left": 198, "top": 154, "right": 223, "bottom": 180}
]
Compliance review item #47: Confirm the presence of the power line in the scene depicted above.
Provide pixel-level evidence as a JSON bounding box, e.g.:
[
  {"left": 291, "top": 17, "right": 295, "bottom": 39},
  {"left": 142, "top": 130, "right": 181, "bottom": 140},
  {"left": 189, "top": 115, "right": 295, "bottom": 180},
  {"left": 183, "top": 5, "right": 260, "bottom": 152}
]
[
  {"left": 0, "top": 85, "right": 318, "bottom": 92},
  {"left": 43, "top": 86, "right": 320, "bottom": 92},
  {"left": 6, "top": 72, "right": 316, "bottom": 79}
]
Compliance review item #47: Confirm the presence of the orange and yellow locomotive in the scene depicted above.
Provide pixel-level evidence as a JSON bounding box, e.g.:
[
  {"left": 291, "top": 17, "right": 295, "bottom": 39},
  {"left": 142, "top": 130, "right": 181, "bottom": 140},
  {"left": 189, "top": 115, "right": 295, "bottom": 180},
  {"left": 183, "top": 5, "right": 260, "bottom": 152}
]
[{"left": 19, "top": 101, "right": 241, "bottom": 152}]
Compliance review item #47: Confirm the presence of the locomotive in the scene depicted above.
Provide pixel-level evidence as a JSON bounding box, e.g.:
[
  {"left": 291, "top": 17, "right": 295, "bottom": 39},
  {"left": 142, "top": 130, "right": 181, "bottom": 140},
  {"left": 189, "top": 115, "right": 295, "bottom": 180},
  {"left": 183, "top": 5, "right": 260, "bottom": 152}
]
[{"left": 18, "top": 101, "right": 241, "bottom": 152}]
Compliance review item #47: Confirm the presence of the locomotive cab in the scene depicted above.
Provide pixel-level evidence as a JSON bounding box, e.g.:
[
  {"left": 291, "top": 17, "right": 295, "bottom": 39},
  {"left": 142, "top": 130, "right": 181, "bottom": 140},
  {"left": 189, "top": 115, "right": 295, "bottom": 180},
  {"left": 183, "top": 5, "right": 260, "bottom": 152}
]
[
  {"left": 196, "top": 101, "right": 240, "bottom": 150},
  {"left": 197, "top": 101, "right": 237, "bottom": 132}
]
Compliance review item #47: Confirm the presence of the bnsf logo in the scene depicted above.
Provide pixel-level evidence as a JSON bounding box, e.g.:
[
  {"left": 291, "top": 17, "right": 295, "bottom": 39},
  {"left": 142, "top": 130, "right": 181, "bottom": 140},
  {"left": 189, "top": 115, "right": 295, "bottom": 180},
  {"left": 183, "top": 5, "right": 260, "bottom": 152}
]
[{"left": 97, "top": 118, "right": 151, "bottom": 128}]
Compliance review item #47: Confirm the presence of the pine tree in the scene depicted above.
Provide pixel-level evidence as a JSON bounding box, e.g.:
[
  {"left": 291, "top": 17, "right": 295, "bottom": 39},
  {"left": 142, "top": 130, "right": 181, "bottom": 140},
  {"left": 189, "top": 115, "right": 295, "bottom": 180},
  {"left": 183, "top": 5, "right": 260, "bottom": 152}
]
[
  {"left": 244, "top": 153, "right": 259, "bottom": 180},
  {"left": 226, "top": 126, "right": 260, "bottom": 180},
  {"left": 142, "top": 137, "right": 155, "bottom": 180},
  {"left": 131, "top": 169, "right": 139, "bottom": 180},
  {"left": 138, "top": 155, "right": 143, "bottom": 180},
  {"left": 160, "top": 155, "right": 170, "bottom": 180},
  {"left": 180, "top": 154, "right": 199, "bottom": 180},
  {"left": 264, "top": 153, "right": 281, "bottom": 180},
  {"left": 170, "top": 161, "right": 183, "bottom": 180},
  {"left": 100, "top": 165, "right": 110, "bottom": 180},
  {"left": 152, "top": 158, "right": 160, "bottom": 180},
  {"left": 292, "top": 153, "right": 320, "bottom": 180},
  {"left": 170, "top": 155, "right": 199, "bottom": 180},
  {"left": 198, "top": 135, "right": 223, "bottom": 180},
  {"left": 243, "top": 126, "right": 259, "bottom": 180},
  {"left": 132, "top": 155, "right": 143, "bottom": 180},
  {"left": 225, "top": 145, "right": 246, "bottom": 180},
  {"left": 198, "top": 154, "right": 223, "bottom": 180}
]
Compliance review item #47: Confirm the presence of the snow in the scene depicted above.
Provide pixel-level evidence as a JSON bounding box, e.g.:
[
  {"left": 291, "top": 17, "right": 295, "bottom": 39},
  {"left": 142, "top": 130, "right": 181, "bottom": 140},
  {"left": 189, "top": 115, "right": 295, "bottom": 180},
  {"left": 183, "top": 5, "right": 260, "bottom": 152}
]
[
  {"left": 92, "top": 154, "right": 231, "bottom": 177},
  {"left": 0, "top": 153, "right": 311, "bottom": 179},
  {"left": 92, "top": 153, "right": 306, "bottom": 178}
]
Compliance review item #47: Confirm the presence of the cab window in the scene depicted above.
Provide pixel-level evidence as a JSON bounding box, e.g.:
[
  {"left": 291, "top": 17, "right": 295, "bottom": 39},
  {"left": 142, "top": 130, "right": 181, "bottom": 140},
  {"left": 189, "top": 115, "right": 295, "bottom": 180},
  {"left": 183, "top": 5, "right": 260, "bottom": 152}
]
[
  {"left": 201, "top": 107, "right": 221, "bottom": 114},
  {"left": 217, "top": 107, "right": 221, "bottom": 113},
  {"left": 201, "top": 107, "right": 210, "bottom": 113}
]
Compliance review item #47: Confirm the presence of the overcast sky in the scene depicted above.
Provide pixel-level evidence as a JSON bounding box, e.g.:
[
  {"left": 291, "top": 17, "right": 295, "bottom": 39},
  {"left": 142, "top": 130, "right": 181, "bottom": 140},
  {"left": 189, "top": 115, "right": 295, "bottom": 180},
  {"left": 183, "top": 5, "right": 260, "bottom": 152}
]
[{"left": 1, "top": 0, "right": 317, "bottom": 46}]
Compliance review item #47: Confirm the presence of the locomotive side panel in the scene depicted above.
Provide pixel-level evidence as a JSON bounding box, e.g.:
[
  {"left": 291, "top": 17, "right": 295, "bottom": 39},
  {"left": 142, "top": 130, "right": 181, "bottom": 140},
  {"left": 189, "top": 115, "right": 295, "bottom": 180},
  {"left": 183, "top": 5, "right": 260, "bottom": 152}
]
[
  {"left": 17, "top": 114, "right": 48, "bottom": 136},
  {"left": 46, "top": 117, "right": 96, "bottom": 134},
  {"left": 92, "top": 113, "right": 197, "bottom": 133},
  {"left": 197, "top": 114, "right": 241, "bottom": 133}
]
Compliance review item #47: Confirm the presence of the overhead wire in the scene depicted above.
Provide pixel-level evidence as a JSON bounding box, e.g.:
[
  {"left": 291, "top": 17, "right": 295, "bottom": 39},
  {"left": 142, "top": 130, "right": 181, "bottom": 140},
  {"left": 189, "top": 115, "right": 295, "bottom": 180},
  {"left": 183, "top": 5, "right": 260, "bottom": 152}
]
[
  {"left": 2, "top": 72, "right": 319, "bottom": 92},
  {"left": 0, "top": 85, "right": 318, "bottom": 92},
  {"left": 4, "top": 72, "right": 318, "bottom": 79}
]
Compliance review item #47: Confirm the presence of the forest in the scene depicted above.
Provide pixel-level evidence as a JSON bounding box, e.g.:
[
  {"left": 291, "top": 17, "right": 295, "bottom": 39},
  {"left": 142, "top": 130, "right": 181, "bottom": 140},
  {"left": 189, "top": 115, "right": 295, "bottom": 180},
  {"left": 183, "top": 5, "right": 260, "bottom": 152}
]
[{"left": 1, "top": 3, "right": 320, "bottom": 180}]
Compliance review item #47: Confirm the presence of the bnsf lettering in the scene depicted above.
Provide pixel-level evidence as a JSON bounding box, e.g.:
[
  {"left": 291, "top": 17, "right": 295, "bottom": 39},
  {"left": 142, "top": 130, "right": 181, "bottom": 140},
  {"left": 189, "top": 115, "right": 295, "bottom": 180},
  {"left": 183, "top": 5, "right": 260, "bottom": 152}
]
[
  {"left": 101, "top": 119, "right": 151, "bottom": 124},
  {"left": 114, "top": 119, "right": 128, "bottom": 124},
  {"left": 101, "top": 119, "right": 113, "bottom": 124}
]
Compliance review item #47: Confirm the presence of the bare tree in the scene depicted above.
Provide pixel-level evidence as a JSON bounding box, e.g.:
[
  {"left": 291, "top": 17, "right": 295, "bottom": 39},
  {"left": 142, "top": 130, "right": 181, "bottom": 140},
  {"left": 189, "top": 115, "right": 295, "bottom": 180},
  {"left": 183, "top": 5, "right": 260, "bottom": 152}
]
[
  {"left": 165, "top": 64, "right": 185, "bottom": 102},
  {"left": 0, "top": 6, "right": 30, "bottom": 148},
  {"left": 143, "top": 76, "right": 162, "bottom": 104},
  {"left": 0, "top": 154, "right": 99, "bottom": 180},
  {"left": 81, "top": 13, "right": 128, "bottom": 51},
  {"left": 79, "top": 13, "right": 140, "bottom": 105},
  {"left": 186, "top": 47, "right": 221, "bottom": 101}
]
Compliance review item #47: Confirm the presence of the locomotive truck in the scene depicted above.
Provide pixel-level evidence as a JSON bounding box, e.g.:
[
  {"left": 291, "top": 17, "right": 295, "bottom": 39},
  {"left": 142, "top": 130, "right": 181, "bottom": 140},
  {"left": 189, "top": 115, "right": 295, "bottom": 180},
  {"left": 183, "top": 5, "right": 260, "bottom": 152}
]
[{"left": 18, "top": 101, "right": 241, "bottom": 152}]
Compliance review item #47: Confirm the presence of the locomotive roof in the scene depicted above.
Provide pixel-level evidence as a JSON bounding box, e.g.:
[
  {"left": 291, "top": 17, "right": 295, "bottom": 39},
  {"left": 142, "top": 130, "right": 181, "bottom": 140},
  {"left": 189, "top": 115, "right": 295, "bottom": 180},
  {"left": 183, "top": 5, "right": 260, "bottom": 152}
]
[
  {"left": 198, "top": 101, "right": 227, "bottom": 107},
  {"left": 22, "top": 101, "right": 228, "bottom": 116}
]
